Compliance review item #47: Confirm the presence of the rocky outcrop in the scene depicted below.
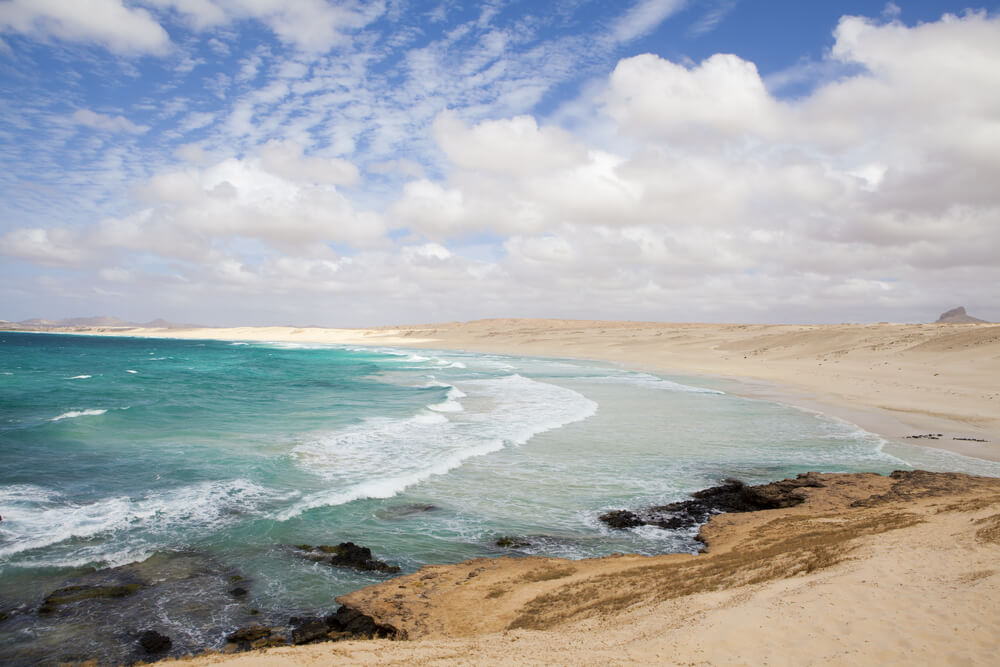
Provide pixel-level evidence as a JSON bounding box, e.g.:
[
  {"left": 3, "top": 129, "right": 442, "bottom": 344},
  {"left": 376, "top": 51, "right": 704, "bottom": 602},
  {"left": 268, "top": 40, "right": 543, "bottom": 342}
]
[
  {"left": 223, "top": 605, "right": 402, "bottom": 653},
  {"left": 599, "top": 474, "right": 824, "bottom": 531},
  {"left": 935, "top": 306, "right": 989, "bottom": 323},
  {"left": 495, "top": 536, "right": 532, "bottom": 548},
  {"left": 292, "top": 542, "right": 401, "bottom": 573},
  {"left": 138, "top": 630, "right": 172, "bottom": 654}
]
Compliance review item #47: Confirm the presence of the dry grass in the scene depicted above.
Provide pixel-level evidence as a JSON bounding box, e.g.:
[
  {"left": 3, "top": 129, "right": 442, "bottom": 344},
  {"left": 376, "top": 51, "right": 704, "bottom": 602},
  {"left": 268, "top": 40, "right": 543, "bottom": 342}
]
[
  {"left": 508, "top": 510, "right": 922, "bottom": 631},
  {"left": 517, "top": 566, "right": 577, "bottom": 583},
  {"left": 974, "top": 513, "right": 1000, "bottom": 544}
]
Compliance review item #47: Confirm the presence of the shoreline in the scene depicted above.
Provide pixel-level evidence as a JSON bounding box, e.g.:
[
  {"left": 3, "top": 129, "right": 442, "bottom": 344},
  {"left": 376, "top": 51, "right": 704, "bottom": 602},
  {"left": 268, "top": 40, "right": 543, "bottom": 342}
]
[
  {"left": 5, "top": 321, "right": 1000, "bottom": 664},
  {"left": 173, "top": 470, "right": 1000, "bottom": 666},
  {"left": 8, "top": 319, "right": 998, "bottom": 462}
]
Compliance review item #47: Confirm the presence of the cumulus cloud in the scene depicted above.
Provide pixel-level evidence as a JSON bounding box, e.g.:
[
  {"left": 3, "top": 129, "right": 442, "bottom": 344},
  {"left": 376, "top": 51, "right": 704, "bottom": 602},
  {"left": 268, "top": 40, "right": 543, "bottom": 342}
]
[
  {"left": 0, "top": 0, "right": 171, "bottom": 54},
  {"left": 3, "top": 10, "right": 999, "bottom": 325},
  {"left": 386, "top": 11, "right": 1000, "bottom": 322}
]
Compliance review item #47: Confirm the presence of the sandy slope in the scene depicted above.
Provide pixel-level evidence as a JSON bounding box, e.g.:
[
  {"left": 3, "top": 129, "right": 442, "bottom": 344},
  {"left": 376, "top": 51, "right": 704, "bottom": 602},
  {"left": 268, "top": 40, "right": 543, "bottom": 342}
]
[{"left": 69, "top": 318, "right": 1000, "bottom": 461}]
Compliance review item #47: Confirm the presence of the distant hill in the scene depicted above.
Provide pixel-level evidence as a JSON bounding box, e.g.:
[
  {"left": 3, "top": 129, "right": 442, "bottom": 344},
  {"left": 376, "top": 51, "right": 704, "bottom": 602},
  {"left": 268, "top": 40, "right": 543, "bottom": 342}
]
[
  {"left": 1, "top": 316, "right": 203, "bottom": 330},
  {"left": 935, "top": 306, "right": 990, "bottom": 324}
]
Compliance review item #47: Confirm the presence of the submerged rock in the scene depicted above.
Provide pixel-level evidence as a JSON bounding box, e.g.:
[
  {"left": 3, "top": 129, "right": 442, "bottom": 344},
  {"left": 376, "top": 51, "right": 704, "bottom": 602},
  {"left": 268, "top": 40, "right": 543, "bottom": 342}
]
[
  {"left": 377, "top": 503, "right": 440, "bottom": 519},
  {"left": 495, "top": 536, "right": 532, "bottom": 548},
  {"left": 600, "top": 474, "right": 825, "bottom": 531},
  {"left": 38, "top": 583, "right": 142, "bottom": 615},
  {"left": 292, "top": 543, "right": 401, "bottom": 574},
  {"left": 138, "top": 630, "right": 172, "bottom": 654}
]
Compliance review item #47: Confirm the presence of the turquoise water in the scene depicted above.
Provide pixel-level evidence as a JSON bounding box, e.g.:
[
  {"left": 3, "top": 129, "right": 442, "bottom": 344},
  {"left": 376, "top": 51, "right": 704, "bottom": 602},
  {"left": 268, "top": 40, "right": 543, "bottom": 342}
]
[{"left": 1, "top": 331, "right": 997, "bottom": 663}]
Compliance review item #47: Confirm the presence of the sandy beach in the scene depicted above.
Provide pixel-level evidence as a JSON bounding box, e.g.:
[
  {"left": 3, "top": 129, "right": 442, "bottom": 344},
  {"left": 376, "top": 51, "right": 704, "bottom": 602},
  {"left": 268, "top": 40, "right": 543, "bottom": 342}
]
[
  {"left": 72, "top": 318, "right": 1000, "bottom": 462},
  {"left": 26, "top": 319, "right": 999, "bottom": 665}
]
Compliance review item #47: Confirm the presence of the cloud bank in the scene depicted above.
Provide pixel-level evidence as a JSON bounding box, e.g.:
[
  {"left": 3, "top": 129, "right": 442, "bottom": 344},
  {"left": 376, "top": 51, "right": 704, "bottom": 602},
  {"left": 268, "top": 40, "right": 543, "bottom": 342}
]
[{"left": 1, "top": 7, "right": 998, "bottom": 325}]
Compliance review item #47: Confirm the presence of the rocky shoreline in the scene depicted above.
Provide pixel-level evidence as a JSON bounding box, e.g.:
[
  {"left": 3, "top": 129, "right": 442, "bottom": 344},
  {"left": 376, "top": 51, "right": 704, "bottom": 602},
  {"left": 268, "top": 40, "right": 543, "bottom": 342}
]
[
  {"left": 4, "top": 470, "right": 999, "bottom": 664},
  {"left": 0, "top": 545, "right": 407, "bottom": 665}
]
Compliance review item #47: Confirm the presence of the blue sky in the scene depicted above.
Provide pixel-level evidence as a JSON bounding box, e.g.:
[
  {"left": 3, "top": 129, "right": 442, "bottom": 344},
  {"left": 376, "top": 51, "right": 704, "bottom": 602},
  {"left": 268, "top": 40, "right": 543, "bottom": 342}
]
[{"left": 1, "top": 1, "right": 998, "bottom": 325}]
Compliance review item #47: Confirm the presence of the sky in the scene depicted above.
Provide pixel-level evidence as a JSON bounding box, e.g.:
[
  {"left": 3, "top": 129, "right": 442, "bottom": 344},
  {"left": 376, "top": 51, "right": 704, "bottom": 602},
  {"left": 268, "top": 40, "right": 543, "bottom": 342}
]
[{"left": 1, "top": 0, "right": 998, "bottom": 326}]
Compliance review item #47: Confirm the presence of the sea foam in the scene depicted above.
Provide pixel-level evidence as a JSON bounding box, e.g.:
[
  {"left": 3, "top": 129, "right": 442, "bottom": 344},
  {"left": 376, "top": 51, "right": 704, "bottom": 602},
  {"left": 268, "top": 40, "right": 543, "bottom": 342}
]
[
  {"left": 281, "top": 374, "right": 597, "bottom": 518},
  {"left": 0, "top": 479, "right": 289, "bottom": 566},
  {"left": 51, "top": 408, "right": 107, "bottom": 421}
]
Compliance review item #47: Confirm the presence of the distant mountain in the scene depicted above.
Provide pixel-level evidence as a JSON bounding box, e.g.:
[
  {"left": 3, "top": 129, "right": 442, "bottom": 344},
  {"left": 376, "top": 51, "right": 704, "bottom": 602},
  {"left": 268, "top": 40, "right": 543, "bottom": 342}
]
[
  {"left": 1, "top": 316, "right": 203, "bottom": 330},
  {"left": 935, "top": 306, "right": 990, "bottom": 324},
  {"left": 56, "top": 316, "right": 135, "bottom": 327}
]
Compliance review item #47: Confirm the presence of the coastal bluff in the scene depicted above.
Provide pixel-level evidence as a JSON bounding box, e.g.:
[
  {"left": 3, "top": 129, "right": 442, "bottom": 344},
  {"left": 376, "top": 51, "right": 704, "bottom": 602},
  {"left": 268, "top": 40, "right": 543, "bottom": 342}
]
[{"left": 181, "top": 470, "right": 1000, "bottom": 665}]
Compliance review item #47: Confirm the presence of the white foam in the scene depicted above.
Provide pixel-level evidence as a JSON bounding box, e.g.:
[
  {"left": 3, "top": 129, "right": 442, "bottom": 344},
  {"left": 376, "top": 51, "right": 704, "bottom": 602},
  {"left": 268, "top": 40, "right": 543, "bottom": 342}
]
[
  {"left": 428, "top": 385, "right": 466, "bottom": 413},
  {"left": 586, "top": 373, "right": 724, "bottom": 394},
  {"left": 66, "top": 374, "right": 92, "bottom": 380},
  {"left": 0, "top": 479, "right": 289, "bottom": 563},
  {"left": 51, "top": 408, "right": 107, "bottom": 421},
  {"left": 126, "top": 369, "right": 138, "bottom": 374},
  {"left": 283, "top": 374, "right": 597, "bottom": 518}
]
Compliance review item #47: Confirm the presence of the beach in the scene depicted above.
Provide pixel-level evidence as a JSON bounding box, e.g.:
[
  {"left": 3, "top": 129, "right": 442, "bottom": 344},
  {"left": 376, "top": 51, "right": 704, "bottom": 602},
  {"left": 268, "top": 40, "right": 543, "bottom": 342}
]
[
  {"left": 16, "top": 318, "right": 994, "bottom": 665},
  {"left": 90, "top": 319, "right": 1000, "bottom": 462}
]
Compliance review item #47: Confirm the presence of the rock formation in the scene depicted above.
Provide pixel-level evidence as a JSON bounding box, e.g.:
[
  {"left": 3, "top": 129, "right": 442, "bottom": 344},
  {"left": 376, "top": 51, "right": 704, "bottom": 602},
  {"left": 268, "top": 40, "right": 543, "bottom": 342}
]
[{"left": 935, "top": 306, "right": 989, "bottom": 323}]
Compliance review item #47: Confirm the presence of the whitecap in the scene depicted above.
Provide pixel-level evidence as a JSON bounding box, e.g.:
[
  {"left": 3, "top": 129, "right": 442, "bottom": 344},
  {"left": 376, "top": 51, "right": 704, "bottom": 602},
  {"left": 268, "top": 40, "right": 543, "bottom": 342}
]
[
  {"left": 282, "top": 374, "right": 597, "bottom": 519},
  {"left": 126, "top": 370, "right": 138, "bottom": 374},
  {"left": 66, "top": 375, "right": 92, "bottom": 380},
  {"left": 428, "top": 385, "right": 466, "bottom": 413},
  {"left": 0, "top": 479, "right": 291, "bottom": 563},
  {"left": 585, "top": 373, "right": 724, "bottom": 394},
  {"left": 51, "top": 408, "right": 107, "bottom": 421}
]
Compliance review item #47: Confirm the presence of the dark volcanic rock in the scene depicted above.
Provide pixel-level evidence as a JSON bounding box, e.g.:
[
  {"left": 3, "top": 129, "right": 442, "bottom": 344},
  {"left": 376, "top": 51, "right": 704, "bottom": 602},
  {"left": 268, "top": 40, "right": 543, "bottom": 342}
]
[
  {"left": 138, "top": 630, "right": 172, "bottom": 654},
  {"left": 495, "top": 536, "right": 532, "bottom": 548},
  {"left": 227, "top": 624, "right": 271, "bottom": 643},
  {"left": 230, "top": 586, "right": 248, "bottom": 597},
  {"left": 326, "top": 605, "right": 399, "bottom": 638},
  {"left": 597, "top": 510, "right": 645, "bottom": 529},
  {"left": 292, "top": 543, "right": 401, "bottom": 574},
  {"left": 290, "top": 617, "right": 330, "bottom": 645},
  {"left": 224, "top": 606, "right": 401, "bottom": 654},
  {"left": 599, "top": 473, "right": 826, "bottom": 531}
]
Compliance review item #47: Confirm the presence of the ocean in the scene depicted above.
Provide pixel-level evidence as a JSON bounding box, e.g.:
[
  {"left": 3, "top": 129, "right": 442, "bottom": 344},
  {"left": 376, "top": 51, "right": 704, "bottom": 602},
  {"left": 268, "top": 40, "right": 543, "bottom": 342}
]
[{"left": 1, "top": 331, "right": 997, "bottom": 663}]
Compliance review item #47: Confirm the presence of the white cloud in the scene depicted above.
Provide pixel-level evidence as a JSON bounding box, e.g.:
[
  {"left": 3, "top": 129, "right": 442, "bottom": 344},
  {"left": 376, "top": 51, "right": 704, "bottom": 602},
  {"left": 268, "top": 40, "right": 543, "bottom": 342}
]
[
  {"left": 384, "top": 11, "right": 1000, "bottom": 321},
  {"left": 689, "top": 0, "right": 737, "bottom": 37},
  {"left": 0, "top": 227, "right": 92, "bottom": 266},
  {"left": 0, "top": 0, "right": 171, "bottom": 54},
  {"left": 608, "top": 0, "right": 687, "bottom": 45},
  {"left": 4, "top": 9, "right": 1000, "bottom": 325},
  {"left": 72, "top": 109, "right": 149, "bottom": 134},
  {"left": 149, "top": 0, "right": 384, "bottom": 52}
]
